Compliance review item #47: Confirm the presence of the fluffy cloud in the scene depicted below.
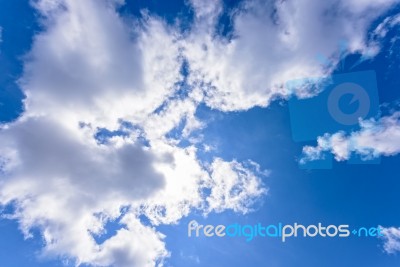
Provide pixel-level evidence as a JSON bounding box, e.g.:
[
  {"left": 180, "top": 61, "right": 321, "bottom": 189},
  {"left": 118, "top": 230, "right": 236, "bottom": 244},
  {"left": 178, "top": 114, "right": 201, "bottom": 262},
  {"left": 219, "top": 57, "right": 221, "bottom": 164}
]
[
  {"left": 301, "top": 112, "right": 400, "bottom": 163},
  {"left": 184, "top": 0, "right": 399, "bottom": 111},
  {"left": 205, "top": 158, "right": 268, "bottom": 214},
  {"left": 380, "top": 227, "right": 400, "bottom": 254},
  {"left": 0, "top": 0, "right": 268, "bottom": 266},
  {"left": 1, "top": 0, "right": 399, "bottom": 266},
  {"left": 23, "top": 0, "right": 184, "bottom": 131}
]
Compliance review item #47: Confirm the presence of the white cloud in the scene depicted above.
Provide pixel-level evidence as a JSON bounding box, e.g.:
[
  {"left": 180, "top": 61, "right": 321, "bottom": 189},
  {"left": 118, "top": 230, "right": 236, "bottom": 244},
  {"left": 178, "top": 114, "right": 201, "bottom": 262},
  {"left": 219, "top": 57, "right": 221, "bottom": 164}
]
[
  {"left": 134, "top": 144, "right": 267, "bottom": 225},
  {"left": 84, "top": 215, "right": 169, "bottom": 267},
  {"left": 0, "top": 1, "right": 268, "bottom": 266},
  {"left": 1, "top": 0, "right": 399, "bottom": 266},
  {"left": 301, "top": 112, "right": 400, "bottom": 163},
  {"left": 205, "top": 158, "right": 268, "bottom": 214},
  {"left": 183, "top": 0, "right": 399, "bottom": 111},
  {"left": 23, "top": 0, "right": 184, "bottom": 132},
  {"left": 380, "top": 227, "right": 400, "bottom": 254},
  {"left": 372, "top": 13, "right": 400, "bottom": 38}
]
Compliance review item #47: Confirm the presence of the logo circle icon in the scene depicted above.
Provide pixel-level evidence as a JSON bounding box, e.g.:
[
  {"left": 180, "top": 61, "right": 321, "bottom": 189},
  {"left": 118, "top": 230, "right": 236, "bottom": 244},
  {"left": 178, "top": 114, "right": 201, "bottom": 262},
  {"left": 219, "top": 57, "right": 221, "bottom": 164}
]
[{"left": 327, "top": 82, "right": 370, "bottom": 125}]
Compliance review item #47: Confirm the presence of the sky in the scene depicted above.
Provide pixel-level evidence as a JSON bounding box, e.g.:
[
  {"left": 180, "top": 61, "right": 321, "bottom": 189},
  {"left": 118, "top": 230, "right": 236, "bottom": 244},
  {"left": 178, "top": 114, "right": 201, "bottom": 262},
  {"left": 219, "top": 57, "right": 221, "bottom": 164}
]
[{"left": 1, "top": 0, "right": 400, "bottom": 266}]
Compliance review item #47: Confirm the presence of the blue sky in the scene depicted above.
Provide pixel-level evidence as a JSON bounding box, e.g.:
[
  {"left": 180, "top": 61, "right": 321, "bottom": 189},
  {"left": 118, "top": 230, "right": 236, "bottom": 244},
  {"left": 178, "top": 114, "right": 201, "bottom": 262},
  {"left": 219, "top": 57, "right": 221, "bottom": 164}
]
[{"left": 1, "top": 0, "right": 400, "bottom": 267}]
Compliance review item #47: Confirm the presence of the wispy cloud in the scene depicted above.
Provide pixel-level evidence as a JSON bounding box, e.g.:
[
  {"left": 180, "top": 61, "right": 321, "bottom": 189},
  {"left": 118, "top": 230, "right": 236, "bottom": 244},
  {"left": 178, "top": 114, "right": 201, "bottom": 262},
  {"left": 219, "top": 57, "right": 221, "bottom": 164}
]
[
  {"left": 380, "top": 226, "right": 400, "bottom": 254},
  {"left": 301, "top": 112, "right": 400, "bottom": 163}
]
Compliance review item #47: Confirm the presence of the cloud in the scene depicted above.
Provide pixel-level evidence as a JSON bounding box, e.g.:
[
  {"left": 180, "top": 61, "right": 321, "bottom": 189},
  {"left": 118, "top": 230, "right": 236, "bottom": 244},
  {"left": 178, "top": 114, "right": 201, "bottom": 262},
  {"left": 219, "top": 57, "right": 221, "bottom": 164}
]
[
  {"left": 184, "top": 0, "right": 399, "bottom": 111},
  {"left": 372, "top": 13, "right": 400, "bottom": 39},
  {"left": 300, "top": 112, "right": 400, "bottom": 163},
  {"left": 23, "top": 0, "right": 183, "bottom": 131},
  {"left": 77, "top": 215, "right": 169, "bottom": 267},
  {"left": 0, "top": 116, "right": 170, "bottom": 266},
  {"left": 134, "top": 144, "right": 268, "bottom": 225},
  {"left": 0, "top": 118, "right": 267, "bottom": 266},
  {"left": 380, "top": 227, "right": 400, "bottom": 254},
  {"left": 0, "top": 1, "right": 268, "bottom": 266},
  {"left": 205, "top": 158, "right": 268, "bottom": 214},
  {"left": 1, "top": 0, "right": 399, "bottom": 266}
]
